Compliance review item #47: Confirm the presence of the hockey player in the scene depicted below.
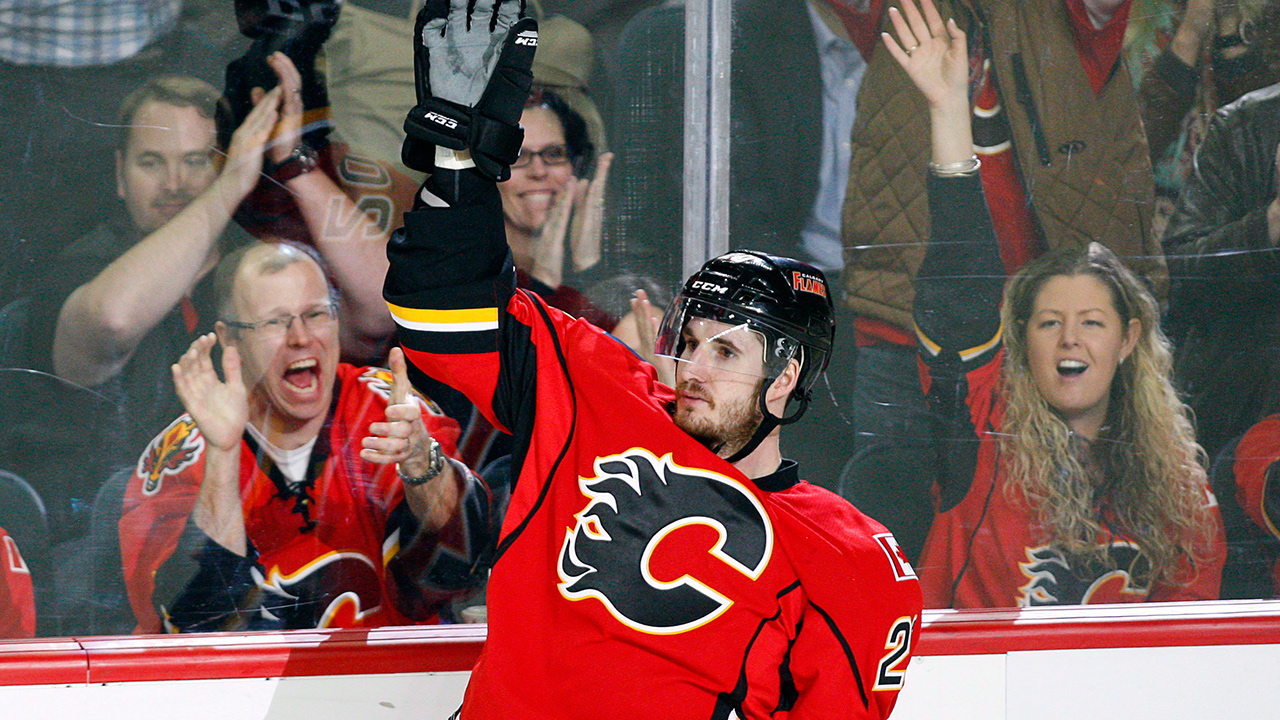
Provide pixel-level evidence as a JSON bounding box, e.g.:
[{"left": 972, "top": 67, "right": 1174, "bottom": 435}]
[{"left": 381, "top": 1, "right": 923, "bottom": 717}]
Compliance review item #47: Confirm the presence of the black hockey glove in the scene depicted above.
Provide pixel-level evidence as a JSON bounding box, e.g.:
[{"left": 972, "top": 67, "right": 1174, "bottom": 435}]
[
  {"left": 220, "top": 0, "right": 341, "bottom": 149},
  {"left": 401, "top": 0, "right": 538, "bottom": 182}
]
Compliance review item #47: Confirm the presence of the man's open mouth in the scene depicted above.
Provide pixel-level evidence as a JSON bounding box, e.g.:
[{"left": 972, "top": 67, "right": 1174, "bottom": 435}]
[{"left": 283, "top": 358, "right": 319, "bottom": 390}]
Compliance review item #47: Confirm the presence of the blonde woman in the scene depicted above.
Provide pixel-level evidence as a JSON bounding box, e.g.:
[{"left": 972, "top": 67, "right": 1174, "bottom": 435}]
[{"left": 887, "top": 0, "right": 1226, "bottom": 607}]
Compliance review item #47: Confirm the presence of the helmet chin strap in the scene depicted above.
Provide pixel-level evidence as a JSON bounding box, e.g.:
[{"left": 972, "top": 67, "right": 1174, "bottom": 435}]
[{"left": 722, "top": 377, "right": 811, "bottom": 465}]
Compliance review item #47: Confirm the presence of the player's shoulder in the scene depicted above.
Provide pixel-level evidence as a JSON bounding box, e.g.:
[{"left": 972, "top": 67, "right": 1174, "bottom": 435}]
[
  {"left": 1241, "top": 413, "right": 1280, "bottom": 449},
  {"left": 770, "top": 481, "right": 918, "bottom": 579}
]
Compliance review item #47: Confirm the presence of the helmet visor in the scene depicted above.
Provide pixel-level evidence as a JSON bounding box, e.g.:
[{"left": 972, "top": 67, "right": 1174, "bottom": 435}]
[{"left": 655, "top": 297, "right": 799, "bottom": 382}]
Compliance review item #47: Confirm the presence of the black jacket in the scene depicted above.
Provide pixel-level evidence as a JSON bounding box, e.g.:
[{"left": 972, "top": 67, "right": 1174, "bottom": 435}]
[{"left": 1163, "top": 80, "right": 1280, "bottom": 458}]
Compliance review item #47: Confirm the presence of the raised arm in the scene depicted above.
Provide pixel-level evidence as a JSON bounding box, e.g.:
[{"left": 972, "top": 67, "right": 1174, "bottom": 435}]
[
  {"left": 171, "top": 333, "right": 250, "bottom": 556},
  {"left": 883, "top": 0, "right": 1004, "bottom": 354},
  {"left": 361, "top": 347, "right": 465, "bottom": 532},
  {"left": 384, "top": 0, "right": 537, "bottom": 413},
  {"left": 53, "top": 90, "right": 282, "bottom": 387},
  {"left": 1137, "top": 0, "right": 1214, "bottom": 163},
  {"left": 259, "top": 52, "right": 396, "bottom": 355}
]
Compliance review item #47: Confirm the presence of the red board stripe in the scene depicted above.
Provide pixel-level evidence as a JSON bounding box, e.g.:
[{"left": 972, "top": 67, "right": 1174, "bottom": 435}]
[{"left": 1, "top": 602, "right": 1280, "bottom": 685}]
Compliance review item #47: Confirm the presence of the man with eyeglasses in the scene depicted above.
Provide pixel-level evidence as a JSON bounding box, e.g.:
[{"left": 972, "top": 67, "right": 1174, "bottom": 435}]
[
  {"left": 118, "top": 241, "right": 490, "bottom": 632},
  {"left": 29, "top": 54, "right": 394, "bottom": 473}
]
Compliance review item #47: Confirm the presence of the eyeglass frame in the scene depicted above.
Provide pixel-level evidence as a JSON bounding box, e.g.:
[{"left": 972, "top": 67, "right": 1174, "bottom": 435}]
[
  {"left": 222, "top": 303, "right": 339, "bottom": 335},
  {"left": 511, "top": 144, "right": 572, "bottom": 169}
]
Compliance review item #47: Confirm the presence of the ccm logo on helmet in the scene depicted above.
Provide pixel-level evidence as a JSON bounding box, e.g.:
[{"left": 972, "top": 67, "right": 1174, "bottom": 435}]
[
  {"left": 515, "top": 31, "right": 539, "bottom": 46},
  {"left": 792, "top": 272, "right": 827, "bottom": 298},
  {"left": 424, "top": 112, "right": 458, "bottom": 129},
  {"left": 691, "top": 281, "right": 729, "bottom": 295}
]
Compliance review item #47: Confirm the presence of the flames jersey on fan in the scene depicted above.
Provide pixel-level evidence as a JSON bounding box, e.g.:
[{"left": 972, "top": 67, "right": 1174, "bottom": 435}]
[
  {"left": 119, "top": 364, "right": 481, "bottom": 633},
  {"left": 384, "top": 185, "right": 922, "bottom": 720},
  {"left": 0, "top": 527, "right": 34, "bottom": 638},
  {"left": 912, "top": 189, "right": 1226, "bottom": 608},
  {"left": 1223, "top": 414, "right": 1280, "bottom": 594}
]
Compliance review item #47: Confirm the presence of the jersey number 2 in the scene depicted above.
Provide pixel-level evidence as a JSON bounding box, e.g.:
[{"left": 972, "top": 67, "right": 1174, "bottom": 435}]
[{"left": 874, "top": 617, "right": 914, "bottom": 691}]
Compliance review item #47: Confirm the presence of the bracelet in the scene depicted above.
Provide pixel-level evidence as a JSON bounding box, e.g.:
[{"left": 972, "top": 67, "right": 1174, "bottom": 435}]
[
  {"left": 397, "top": 437, "right": 446, "bottom": 487},
  {"left": 1214, "top": 19, "right": 1257, "bottom": 51},
  {"left": 928, "top": 155, "right": 981, "bottom": 177}
]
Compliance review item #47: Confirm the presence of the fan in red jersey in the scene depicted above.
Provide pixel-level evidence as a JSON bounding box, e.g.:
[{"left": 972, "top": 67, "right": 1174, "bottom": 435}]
[
  {"left": 886, "top": 0, "right": 1225, "bottom": 609},
  {"left": 0, "top": 527, "right": 34, "bottom": 638},
  {"left": 120, "top": 241, "right": 491, "bottom": 632}
]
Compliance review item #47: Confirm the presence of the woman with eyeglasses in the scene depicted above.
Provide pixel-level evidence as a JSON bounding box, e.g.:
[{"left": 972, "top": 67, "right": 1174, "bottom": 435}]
[{"left": 499, "top": 87, "right": 616, "bottom": 331}]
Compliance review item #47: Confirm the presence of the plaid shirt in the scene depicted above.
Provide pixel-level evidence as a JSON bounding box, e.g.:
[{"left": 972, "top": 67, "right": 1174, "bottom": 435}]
[{"left": 0, "top": 0, "right": 181, "bottom": 67}]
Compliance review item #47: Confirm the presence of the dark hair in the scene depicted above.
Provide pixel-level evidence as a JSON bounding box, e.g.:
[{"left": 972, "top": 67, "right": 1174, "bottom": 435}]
[
  {"left": 526, "top": 86, "right": 594, "bottom": 175},
  {"left": 116, "top": 75, "right": 230, "bottom": 151}
]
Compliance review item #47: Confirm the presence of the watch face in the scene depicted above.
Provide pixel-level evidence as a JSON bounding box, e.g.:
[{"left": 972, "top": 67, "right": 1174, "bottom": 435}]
[{"left": 273, "top": 145, "right": 319, "bottom": 181}]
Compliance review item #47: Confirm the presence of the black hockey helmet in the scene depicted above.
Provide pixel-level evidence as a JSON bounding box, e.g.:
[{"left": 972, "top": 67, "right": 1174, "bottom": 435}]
[{"left": 656, "top": 250, "right": 836, "bottom": 461}]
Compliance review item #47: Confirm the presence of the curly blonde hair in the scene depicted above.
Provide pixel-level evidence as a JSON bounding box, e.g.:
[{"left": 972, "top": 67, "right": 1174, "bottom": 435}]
[{"left": 999, "top": 243, "right": 1212, "bottom": 585}]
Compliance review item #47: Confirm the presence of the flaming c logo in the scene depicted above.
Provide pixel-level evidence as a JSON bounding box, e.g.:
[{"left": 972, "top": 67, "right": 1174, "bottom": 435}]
[
  {"left": 558, "top": 449, "right": 773, "bottom": 635},
  {"left": 137, "top": 415, "right": 205, "bottom": 496},
  {"left": 254, "top": 551, "right": 384, "bottom": 628},
  {"left": 1017, "top": 542, "right": 1150, "bottom": 606}
]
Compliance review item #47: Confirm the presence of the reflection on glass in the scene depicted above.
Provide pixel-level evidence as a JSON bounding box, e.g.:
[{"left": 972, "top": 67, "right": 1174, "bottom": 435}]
[{"left": 0, "top": 0, "right": 1275, "bottom": 652}]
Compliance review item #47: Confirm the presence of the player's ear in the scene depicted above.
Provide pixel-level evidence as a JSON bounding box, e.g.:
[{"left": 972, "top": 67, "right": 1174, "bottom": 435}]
[{"left": 766, "top": 358, "right": 801, "bottom": 405}]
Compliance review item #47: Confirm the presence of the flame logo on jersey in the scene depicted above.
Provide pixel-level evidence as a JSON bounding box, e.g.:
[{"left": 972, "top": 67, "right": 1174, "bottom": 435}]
[
  {"left": 137, "top": 415, "right": 205, "bottom": 496},
  {"left": 1017, "top": 542, "right": 1150, "bottom": 606},
  {"left": 359, "top": 367, "right": 444, "bottom": 416},
  {"left": 255, "top": 551, "right": 384, "bottom": 629},
  {"left": 557, "top": 449, "right": 773, "bottom": 634}
]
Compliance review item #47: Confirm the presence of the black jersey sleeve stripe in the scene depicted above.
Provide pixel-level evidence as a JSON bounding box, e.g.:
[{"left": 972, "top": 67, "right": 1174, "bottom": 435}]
[
  {"left": 492, "top": 293, "right": 576, "bottom": 566},
  {"left": 384, "top": 185, "right": 509, "bottom": 299},
  {"left": 393, "top": 319, "right": 499, "bottom": 356},
  {"left": 914, "top": 173, "right": 1005, "bottom": 361},
  {"left": 808, "top": 599, "right": 869, "bottom": 710}
]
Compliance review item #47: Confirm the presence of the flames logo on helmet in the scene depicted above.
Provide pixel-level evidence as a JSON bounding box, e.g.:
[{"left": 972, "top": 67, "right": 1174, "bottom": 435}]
[
  {"left": 558, "top": 449, "right": 773, "bottom": 634},
  {"left": 1017, "top": 542, "right": 1150, "bottom": 606},
  {"left": 137, "top": 415, "right": 205, "bottom": 496},
  {"left": 791, "top": 272, "right": 827, "bottom": 298}
]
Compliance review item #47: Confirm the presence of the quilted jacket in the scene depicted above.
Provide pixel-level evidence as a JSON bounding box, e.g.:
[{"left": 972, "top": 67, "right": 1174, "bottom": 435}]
[{"left": 841, "top": 0, "right": 1160, "bottom": 331}]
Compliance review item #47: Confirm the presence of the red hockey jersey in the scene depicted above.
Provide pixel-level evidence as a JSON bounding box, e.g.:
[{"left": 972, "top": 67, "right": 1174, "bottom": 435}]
[
  {"left": 913, "top": 174, "right": 1226, "bottom": 609},
  {"left": 1226, "top": 414, "right": 1280, "bottom": 593},
  {"left": 119, "top": 363, "right": 468, "bottom": 633},
  {"left": 914, "top": 345, "right": 1225, "bottom": 608},
  {"left": 385, "top": 186, "right": 923, "bottom": 720},
  {"left": 0, "top": 527, "right": 34, "bottom": 638}
]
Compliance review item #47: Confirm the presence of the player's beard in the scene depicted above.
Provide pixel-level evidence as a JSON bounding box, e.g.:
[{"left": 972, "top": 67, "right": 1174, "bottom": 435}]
[{"left": 673, "top": 377, "right": 764, "bottom": 459}]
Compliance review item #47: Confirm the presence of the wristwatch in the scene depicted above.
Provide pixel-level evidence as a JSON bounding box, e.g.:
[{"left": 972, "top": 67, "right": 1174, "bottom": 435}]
[
  {"left": 397, "top": 437, "right": 446, "bottom": 487},
  {"left": 267, "top": 143, "right": 320, "bottom": 182}
]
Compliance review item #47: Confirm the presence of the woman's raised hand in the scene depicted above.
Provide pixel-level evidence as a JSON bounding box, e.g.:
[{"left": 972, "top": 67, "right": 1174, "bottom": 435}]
[{"left": 881, "top": 0, "right": 968, "bottom": 113}]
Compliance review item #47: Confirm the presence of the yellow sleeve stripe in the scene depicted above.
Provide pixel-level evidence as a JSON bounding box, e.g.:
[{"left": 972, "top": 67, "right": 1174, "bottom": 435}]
[
  {"left": 387, "top": 302, "right": 499, "bottom": 333},
  {"left": 914, "top": 321, "right": 1002, "bottom": 362},
  {"left": 914, "top": 322, "right": 942, "bottom": 357},
  {"left": 959, "top": 325, "right": 1002, "bottom": 362}
]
